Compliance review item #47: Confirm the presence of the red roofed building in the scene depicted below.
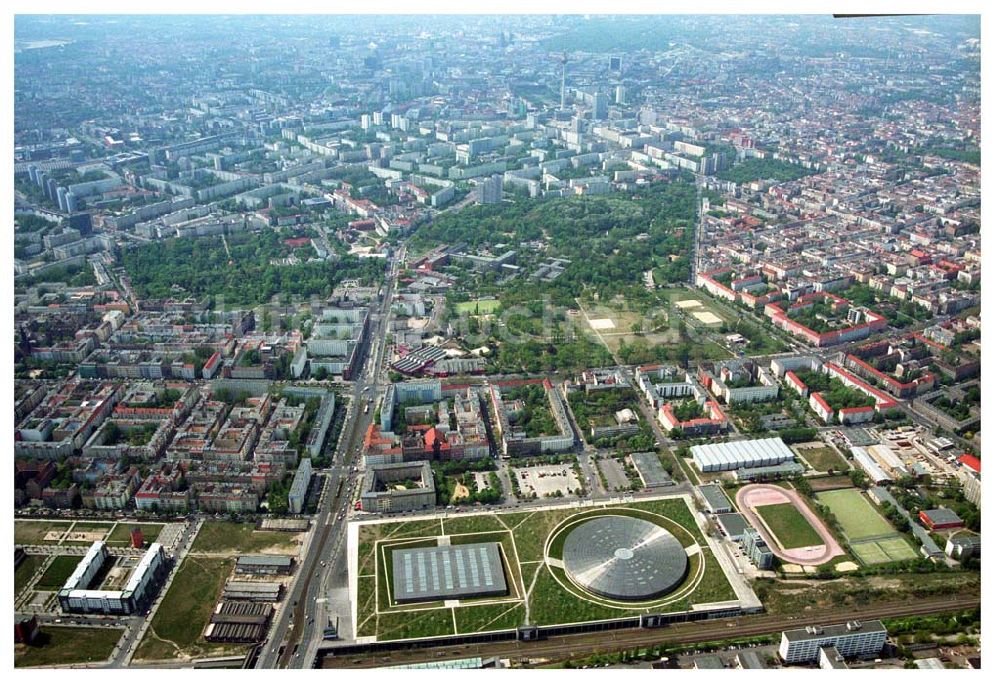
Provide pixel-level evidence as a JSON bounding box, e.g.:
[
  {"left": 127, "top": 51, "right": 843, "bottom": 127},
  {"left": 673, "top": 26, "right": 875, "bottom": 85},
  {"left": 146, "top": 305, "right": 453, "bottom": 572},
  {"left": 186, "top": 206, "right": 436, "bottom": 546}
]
[
  {"left": 784, "top": 371, "right": 809, "bottom": 397},
  {"left": 919, "top": 508, "right": 964, "bottom": 531},
  {"left": 838, "top": 405, "right": 875, "bottom": 425},
  {"left": 15, "top": 615, "right": 40, "bottom": 645},
  {"left": 658, "top": 400, "right": 728, "bottom": 436},
  {"left": 809, "top": 392, "right": 835, "bottom": 423},
  {"left": 958, "top": 454, "right": 980, "bottom": 473}
]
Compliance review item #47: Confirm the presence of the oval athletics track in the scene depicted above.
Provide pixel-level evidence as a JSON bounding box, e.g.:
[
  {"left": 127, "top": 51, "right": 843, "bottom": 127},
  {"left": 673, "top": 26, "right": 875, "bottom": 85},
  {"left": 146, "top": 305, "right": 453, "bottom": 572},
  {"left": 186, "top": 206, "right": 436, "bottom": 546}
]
[{"left": 735, "top": 483, "right": 843, "bottom": 565}]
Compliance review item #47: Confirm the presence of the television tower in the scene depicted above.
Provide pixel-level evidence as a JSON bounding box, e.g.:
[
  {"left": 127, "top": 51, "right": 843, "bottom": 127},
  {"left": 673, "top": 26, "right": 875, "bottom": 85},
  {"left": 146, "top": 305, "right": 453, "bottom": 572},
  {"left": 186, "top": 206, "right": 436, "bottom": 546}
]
[{"left": 560, "top": 52, "right": 568, "bottom": 109}]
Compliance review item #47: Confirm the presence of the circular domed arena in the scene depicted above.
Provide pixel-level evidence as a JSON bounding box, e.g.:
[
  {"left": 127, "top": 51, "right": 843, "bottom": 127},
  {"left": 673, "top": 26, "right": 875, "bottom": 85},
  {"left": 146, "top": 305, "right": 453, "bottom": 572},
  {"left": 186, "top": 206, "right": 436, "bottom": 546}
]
[{"left": 561, "top": 515, "right": 688, "bottom": 601}]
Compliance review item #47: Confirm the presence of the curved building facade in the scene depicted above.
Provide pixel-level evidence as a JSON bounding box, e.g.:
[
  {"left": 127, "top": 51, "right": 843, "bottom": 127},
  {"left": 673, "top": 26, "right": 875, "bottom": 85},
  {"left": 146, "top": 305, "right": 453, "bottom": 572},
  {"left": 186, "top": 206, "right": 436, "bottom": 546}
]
[{"left": 562, "top": 515, "right": 688, "bottom": 601}]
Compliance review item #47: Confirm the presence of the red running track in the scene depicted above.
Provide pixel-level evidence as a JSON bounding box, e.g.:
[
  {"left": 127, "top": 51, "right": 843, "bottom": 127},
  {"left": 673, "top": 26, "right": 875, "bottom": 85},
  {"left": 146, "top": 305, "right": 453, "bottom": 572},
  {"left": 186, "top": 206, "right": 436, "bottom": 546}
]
[{"left": 736, "top": 483, "right": 843, "bottom": 565}]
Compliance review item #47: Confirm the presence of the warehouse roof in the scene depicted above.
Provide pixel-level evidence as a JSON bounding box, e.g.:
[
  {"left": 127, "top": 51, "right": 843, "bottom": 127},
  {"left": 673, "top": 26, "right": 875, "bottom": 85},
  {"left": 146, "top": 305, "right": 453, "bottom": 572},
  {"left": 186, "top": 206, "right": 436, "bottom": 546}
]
[
  {"left": 392, "top": 542, "right": 507, "bottom": 603},
  {"left": 224, "top": 581, "right": 282, "bottom": 592},
  {"left": 691, "top": 437, "right": 794, "bottom": 470},
  {"left": 717, "top": 513, "right": 750, "bottom": 539},
  {"left": 629, "top": 452, "right": 673, "bottom": 488},
  {"left": 699, "top": 484, "right": 733, "bottom": 512},
  {"left": 736, "top": 461, "right": 805, "bottom": 481},
  {"left": 920, "top": 508, "right": 963, "bottom": 526},
  {"left": 236, "top": 554, "right": 293, "bottom": 567},
  {"left": 850, "top": 447, "right": 891, "bottom": 483}
]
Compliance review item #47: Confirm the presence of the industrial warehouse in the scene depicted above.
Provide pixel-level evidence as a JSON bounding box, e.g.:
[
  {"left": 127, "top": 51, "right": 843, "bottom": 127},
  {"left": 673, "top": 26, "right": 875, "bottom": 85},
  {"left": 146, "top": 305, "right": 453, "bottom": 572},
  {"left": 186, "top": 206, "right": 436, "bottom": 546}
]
[
  {"left": 203, "top": 600, "right": 274, "bottom": 643},
  {"left": 391, "top": 542, "right": 508, "bottom": 603},
  {"left": 58, "top": 541, "right": 169, "bottom": 615},
  {"left": 223, "top": 581, "right": 283, "bottom": 602},
  {"left": 235, "top": 554, "right": 294, "bottom": 575},
  {"left": 691, "top": 437, "right": 796, "bottom": 473}
]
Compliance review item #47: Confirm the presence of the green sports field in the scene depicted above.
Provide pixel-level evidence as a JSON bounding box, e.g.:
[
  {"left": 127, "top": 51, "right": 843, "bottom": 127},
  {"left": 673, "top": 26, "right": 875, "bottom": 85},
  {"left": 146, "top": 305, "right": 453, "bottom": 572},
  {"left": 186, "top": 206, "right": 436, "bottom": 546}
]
[
  {"left": 852, "top": 538, "right": 918, "bottom": 565},
  {"left": 456, "top": 299, "right": 501, "bottom": 315},
  {"left": 815, "top": 488, "right": 917, "bottom": 565},
  {"left": 755, "top": 503, "right": 824, "bottom": 549},
  {"left": 816, "top": 489, "right": 895, "bottom": 540}
]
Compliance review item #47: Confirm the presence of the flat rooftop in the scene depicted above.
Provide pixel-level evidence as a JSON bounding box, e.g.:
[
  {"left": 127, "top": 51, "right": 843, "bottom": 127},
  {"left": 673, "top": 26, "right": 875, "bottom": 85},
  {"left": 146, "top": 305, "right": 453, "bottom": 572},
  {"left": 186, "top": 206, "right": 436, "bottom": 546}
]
[
  {"left": 391, "top": 542, "right": 507, "bottom": 603},
  {"left": 784, "top": 620, "right": 886, "bottom": 643},
  {"left": 699, "top": 484, "right": 733, "bottom": 511}
]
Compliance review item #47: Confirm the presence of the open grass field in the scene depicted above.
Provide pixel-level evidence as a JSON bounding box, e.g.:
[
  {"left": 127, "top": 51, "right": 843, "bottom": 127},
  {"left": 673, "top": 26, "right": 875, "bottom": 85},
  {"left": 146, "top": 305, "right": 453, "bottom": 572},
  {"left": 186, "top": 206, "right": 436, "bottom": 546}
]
[
  {"left": 34, "top": 555, "right": 83, "bottom": 590},
  {"left": 667, "top": 286, "right": 788, "bottom": 355},
  {"left": 353, "top": 496, "right": 739, "bottom": 642},
  {"left": 189, "top": 521, "right": 302, "bottom": 556},
  {"left": 564, "top": 290, "right": 739, "bottom": 365},
  {"left": 15, "top": 626, "right": 123, "bottom": 667},
  {"left": 797, "top": 446, "right": 849, "bottom": 472},
  {"left": 755, "top": 503, "right": 824, "bottom": 549},
  {"left": 133, "top": 556, "right": 237, "bottom": 662},
  {"left": 572, "top": 297, "right": 674, "bottom": 344},
  {"left": 15, "top": 555, "right": 46, "bottom": 596},
  {"left": 809, "top": 475, "right": 857, "bottom": 492},
  {"left": 815, "top": 489, "right": 896, "bottom": 540},
  {"left": 106, "top": 522, "right": 165, "bottom": 545},
  {"left": 815, "top": 488, "right": 917, "bottom": 565},
  {"left": 71, "top": 521, "right": 114, "bottom": 531},
  {"left": 15, "top": 520, "right": 71, "bottom": 545},
  {"left": 663, "top": 288, "right": 734, "bottom": 326},
  {"left": 456, "top": 298, "right": 501, "bottom": 315}
]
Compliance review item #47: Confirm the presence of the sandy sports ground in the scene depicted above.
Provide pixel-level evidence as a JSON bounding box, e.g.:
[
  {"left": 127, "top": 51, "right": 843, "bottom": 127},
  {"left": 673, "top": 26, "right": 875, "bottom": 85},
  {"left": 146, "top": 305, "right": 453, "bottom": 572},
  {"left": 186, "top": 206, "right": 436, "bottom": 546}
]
[
  {"left": 692, "top": 310, "right": 723, "bottom": 325},
  {"left": 736, "top": 483, "right": 843, "bottom": 565},
  {"left": 675, "top": 299, "right": 702, "bottom": 309},
  {"left": 587, "top": 317, "right": 617, "bottom": 331}
]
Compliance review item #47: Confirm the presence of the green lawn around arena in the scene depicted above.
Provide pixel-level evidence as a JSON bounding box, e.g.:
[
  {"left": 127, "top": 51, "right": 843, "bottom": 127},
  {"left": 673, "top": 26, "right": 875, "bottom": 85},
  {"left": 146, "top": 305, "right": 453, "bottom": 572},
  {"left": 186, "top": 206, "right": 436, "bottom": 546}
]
[
  {"left": 354, "top": 496, "right": 739, "bottom": 642},
  {"left": 755, "top": 503, "right": 824, "bottom": 549}
]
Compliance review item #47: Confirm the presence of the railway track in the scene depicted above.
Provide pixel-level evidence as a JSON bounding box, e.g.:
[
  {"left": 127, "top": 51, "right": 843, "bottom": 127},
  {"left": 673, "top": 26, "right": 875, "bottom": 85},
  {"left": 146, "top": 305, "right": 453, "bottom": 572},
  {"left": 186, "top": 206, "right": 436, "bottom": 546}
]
[{"left": 321, "top": 594, "right": 979, "bottom": 668}]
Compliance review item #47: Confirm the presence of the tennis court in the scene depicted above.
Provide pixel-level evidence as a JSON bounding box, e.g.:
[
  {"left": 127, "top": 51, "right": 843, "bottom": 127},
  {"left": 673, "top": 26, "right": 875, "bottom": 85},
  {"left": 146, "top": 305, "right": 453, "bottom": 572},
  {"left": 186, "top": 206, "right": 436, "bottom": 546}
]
[
  {"left": 815, "top": 488, "right": 917, "bottom": 565},
  {"left": 852, "top": 537, "right": 918, "bottom": 565}
]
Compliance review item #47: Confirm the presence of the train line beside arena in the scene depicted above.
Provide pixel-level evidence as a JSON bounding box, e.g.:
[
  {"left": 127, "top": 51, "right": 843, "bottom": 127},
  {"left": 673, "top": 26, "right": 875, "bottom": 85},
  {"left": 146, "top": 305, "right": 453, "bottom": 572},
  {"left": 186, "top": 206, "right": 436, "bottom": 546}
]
[{"left": 319, "top": 594, "right": 980, "bottom": 669}]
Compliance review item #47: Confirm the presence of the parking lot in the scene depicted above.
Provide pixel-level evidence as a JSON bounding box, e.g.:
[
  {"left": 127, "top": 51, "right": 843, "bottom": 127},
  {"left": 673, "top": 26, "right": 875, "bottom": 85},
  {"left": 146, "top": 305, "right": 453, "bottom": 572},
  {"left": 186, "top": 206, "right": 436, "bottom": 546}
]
[
  {"left": 472, "top": 471, "right": 493, "bottom": 492},
  {"left": 598, "top": 458, "right": 631, "bottom": 491},
  {"left": 514, "top": 463, "right": 580, "bottom": 498}
]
